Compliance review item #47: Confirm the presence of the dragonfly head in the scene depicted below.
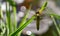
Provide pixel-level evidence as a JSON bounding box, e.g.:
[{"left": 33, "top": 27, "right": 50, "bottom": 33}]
[{"left": 36, "top": 12, "right": 40, "bottom": 16}]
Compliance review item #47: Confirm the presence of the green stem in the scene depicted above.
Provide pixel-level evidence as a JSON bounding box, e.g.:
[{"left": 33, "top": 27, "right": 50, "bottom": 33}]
[
  {"left": 18, "top": 5, "right": 32, "bottom": 36},
  {"left": 39, "top": 1, "right": 47, "bottom": 13},
  {"left": 19, "top": 5, "right": 32, "bottom": 28},
  {"left": 12, "top": 4, "right": 17, "bottom": 31},
  {"left": 10, "top": 15, "right": 35, "bottom": 36},
  {"left": 0, "top": 2, "right": 3, "bottom": 19},
  {"left": 6, "top": 2, "right": 12, "bottom": 35},
  {"left": 51, "top": 15, "right": 60, "bottom": 35}
]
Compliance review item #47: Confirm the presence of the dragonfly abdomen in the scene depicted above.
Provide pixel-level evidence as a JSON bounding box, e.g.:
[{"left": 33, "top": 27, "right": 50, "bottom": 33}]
[{"left": 36, "top": 12, "right": 40, "bottom": 30}]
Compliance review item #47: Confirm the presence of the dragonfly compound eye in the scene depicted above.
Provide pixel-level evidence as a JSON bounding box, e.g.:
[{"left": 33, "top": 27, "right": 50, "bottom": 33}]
[{"left": 36, "top": 12, "right": 40, "bottom": 16}]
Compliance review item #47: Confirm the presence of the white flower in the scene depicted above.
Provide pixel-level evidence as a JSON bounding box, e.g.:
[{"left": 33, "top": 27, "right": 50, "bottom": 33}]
[
  {"left": 17, "top": 11, "right": 24, "bottom": 18},
  {"left": 26, "top": 31, "right": 32, "bottom": 35},
  {"left": 20, "top": 6, "right": 26, "bottom": 12},
  {"left": 1, "top": 2, "right": 12, "bottom": 12},
  {"left": 14, "top": 0, "right": 24, "bottom": 4}
]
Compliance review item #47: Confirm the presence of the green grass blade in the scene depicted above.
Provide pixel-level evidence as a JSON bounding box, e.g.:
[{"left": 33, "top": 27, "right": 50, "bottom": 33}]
[
  {"left": 6, "top": 2, "right": 12, "bottom": 35},
  {"left": 17, "top": 5, "right": 32, "bottom": 36},
  {"left": 10, "top": 15, "right": 35, "bottom": 36},
  {"left": 0, "top": 3, "right": 3, "bottom": 19},
  {"left": 12, "top": 3, "right": 17, "bottom": 31},
  {"left": 6, "top": 0, "right": 16, "bottom": 7},
  {"left": 51, "top": 14, "right": 60, "bottom": 20},
  {"left": 19, "top": 5, "right": 32, "bottom": 28},
  {"left": 46, "top": 8, "right": 60, "bottom": 20},
  {"left": 51, "top": 15, "right": 60, "bottom": 35},
  {"left": 39, "top": 1, "right": 48, "bottom": 14},
  {"left": 46, "top": 8, "right": 60, "bottom": 36}
]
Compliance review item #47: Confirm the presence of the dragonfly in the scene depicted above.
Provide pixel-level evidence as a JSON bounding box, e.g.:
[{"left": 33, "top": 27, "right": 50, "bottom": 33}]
[{"left": 35, "top": 1, "right": 47, "bottom": 30}]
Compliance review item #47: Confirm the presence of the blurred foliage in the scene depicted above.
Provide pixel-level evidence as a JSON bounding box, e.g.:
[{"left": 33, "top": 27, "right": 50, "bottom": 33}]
[
  {"left": 6, "top": 0, "right": 16, "bottom": 7},
  {"left": 0, "top": 0, "right": 60, "bottom": 36},
  {"left": 55, "top": 0, "right": 60, "bottom": 7}
]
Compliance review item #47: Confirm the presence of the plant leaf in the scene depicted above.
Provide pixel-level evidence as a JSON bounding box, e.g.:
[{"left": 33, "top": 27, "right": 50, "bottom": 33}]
[
  {"left": 10, "top": 15, "right": 35, "bottom": 36},
  {"left": 6, "top": 0, "right": 16, "bottom": 7},
  {"left": 39, "top": 1, "right": 48, "bottom": 14}
]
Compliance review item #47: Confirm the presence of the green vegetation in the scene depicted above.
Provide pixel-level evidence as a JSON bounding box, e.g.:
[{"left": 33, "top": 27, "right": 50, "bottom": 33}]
[{"left": 0, "top": 0, "right": 60, "bottom": 36}]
